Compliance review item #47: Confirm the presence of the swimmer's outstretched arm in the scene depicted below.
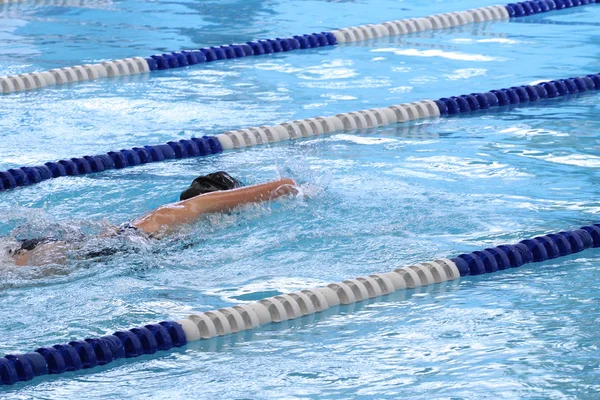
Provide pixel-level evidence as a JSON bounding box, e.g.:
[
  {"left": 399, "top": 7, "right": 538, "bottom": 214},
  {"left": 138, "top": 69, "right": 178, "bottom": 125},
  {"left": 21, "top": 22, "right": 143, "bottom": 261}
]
[{"left": 132, "top": 178, "right": 297, "bottom": 235}]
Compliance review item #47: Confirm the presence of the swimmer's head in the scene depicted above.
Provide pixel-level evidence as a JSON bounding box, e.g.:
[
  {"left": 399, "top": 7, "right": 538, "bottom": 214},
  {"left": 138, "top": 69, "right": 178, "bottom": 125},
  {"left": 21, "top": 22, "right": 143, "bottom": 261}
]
[{"left": 180, "top": 171, "right": 244, "bottom": 201}]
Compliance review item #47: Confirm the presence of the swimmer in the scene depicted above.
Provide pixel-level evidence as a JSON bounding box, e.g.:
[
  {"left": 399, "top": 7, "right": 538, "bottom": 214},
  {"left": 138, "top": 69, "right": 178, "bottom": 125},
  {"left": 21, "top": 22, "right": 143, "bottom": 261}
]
[{"left": 7, "top": 172, "right": 297, "bottom": 266}]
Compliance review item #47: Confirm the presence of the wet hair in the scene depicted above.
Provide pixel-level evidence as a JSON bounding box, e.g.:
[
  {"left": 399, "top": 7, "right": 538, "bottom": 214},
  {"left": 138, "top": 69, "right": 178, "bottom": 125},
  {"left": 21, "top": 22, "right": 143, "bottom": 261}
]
[{"left": 180, "top": 171, "right": 243, "bottom": 201}]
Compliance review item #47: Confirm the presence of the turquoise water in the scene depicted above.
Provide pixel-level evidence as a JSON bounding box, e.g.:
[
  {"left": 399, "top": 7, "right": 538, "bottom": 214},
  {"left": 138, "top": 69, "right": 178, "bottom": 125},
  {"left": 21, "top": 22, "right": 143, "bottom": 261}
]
[{"left": 2, "top": 0, "right": 600, "bottom": 398}]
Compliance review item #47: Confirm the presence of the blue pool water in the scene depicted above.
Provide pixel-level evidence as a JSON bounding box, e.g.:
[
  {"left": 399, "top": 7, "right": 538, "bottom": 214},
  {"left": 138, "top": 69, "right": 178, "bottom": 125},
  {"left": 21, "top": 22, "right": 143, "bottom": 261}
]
[{"left": 2, "top": 0, "right": 600, "bottom": 398}]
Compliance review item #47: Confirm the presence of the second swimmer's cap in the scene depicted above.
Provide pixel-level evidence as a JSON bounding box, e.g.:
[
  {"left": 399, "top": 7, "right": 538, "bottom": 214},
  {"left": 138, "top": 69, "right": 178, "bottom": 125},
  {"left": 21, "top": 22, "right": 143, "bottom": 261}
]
[{"left": 179, "top": 171, "right": 244, "bottom": 201}]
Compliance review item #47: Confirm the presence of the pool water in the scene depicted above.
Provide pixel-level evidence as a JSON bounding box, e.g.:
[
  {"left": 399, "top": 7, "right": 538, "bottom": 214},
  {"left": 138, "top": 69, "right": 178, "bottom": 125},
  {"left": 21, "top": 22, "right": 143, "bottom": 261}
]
[{"left": 1, "top": 0, "right": 600, "bottom": 398}]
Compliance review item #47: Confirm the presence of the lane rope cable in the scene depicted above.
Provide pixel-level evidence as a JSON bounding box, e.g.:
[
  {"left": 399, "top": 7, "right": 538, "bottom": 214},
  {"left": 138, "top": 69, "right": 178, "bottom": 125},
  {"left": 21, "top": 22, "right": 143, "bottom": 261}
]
[
  {"left": 0, "top": 1, "right": 597, "bottom": 94},
  {"left": 1, "top": 223, "right": 599, "bottom": 385},
  {"left": 1, "top": 72, "right": 599, "bottom": 192}
]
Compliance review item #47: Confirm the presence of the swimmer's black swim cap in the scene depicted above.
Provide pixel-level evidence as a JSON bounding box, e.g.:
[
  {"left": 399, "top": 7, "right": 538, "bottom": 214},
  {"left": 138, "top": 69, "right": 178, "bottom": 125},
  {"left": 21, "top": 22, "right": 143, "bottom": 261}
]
[{"left": 180, "top": 171, "right": 244, "bottom": 201}]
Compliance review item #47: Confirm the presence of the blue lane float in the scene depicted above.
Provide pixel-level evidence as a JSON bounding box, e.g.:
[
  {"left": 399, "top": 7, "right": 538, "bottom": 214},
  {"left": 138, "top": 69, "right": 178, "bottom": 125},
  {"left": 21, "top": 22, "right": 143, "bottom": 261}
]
[
  {"left": 143, "top": 33, "right": 337, "bottom": 73},
  {"left": 1, "top": 1, "right": 598, "bottom": 94},
  {"left": 2, "top": 72, "right": 600, "bottom": 192},
  {"left": 0, "top": 137, "right": 222, "bottom": 192},
  {"left": 0, "top": 321, "right": 186, "bottom": 385},
  {"left": 2, "top": 223, "right": 599, "bottom": 386},
  {"left": 434, "top": 75, "right": 600, "bottom": 116},
  {"left": 506, "top": 0, "right": 598, "bottom": 17}
]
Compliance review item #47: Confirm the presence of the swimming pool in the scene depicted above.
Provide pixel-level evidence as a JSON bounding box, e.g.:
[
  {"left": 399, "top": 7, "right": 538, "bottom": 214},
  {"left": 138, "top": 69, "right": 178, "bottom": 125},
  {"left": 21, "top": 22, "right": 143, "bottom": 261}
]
[{"left": 2, "top": 0, "right": 600, "bottom": 397}]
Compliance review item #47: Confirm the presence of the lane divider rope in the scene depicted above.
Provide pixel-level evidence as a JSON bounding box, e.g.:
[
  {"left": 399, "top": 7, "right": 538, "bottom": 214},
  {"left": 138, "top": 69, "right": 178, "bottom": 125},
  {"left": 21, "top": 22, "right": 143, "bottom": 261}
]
[
  {"left": 1, "top": 0, "right": 597, "bottom": 94},
  {"left": 1, "top": 223, "right": 599, "bottom": 385},
  {"left": 2, "top": 72, "right": 599, "bottom": 192},
  {"left": 0, "top": 136, "right": 223, "bottom": 191}
]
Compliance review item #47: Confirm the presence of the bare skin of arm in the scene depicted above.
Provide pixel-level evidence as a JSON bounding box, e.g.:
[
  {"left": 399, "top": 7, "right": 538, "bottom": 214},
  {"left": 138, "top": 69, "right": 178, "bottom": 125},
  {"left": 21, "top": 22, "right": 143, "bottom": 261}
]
[
  {"left": 132, "top": 178, "right": 297, "bottom": 235},
  {"left": 12, "top": 178, "right": 297, "bottom": 266}
]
